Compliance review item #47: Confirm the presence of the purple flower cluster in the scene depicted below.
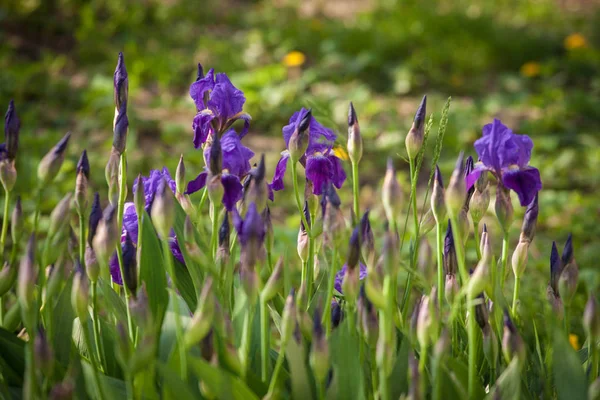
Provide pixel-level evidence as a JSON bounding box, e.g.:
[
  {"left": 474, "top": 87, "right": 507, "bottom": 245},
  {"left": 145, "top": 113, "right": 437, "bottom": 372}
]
[
  {"left": 271, "top": 108, "right": 346, "bottom": 195},
  {"left": 466, "top": 119, "right": 542, "bottom": 206}
]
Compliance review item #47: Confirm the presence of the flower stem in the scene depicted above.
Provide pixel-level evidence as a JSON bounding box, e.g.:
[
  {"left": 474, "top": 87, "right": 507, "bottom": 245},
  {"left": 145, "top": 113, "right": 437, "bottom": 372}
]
[
  {"left": 210, "top": 202, "right": 220, "bottom": 260},
  {"left": 419, "top": 346, "right": 428, "bottom": 398},
  {"left": 240, "top": 301, "right": 255, "bottom": 381},
  {"left": 468, "top": 297, "right": 478, "bottom": 399},
  {"left": 500, "top": 232, "right": 509, "bottom": 291},
  {"left": 401, "top": 158, "right": 420, "bottom": 318},
  {"left": 266, "top": 343, "right": 287, "bottom": 397},
  {"left": 91, "top": 281, "right": 106, "bottom": 372},
  {"left": 162, "top": 238, "right": 187, "bottom": 381},
  {"left": 351, "top": 160, "right": 360, "bottom": 224},
  {"left": 323, "top": 246, "right": 338, "bottom": 338},
  {"left": 290, "top": 162, "right": 310, "bottom": 236},
  {"left": 512, "top": 276, "right": 520, "bottom": 315},
  {"left": 0, "top": 188, "right": 10, "bottom": 257},
  {"left": 82, "top": 318, "right": 107, "bottom": 400},
  {"left": 260, "top": 296, "right": 269, "bottom": 383},
  {"left": 32, "top": 188, "right": 44, "bottom": 236},
  {"left": 435, "top": 220, "right": 444, "bottom": 310},
  {"left": 473, "top": 219, "right": 481, "bottom": 260},
  {"left": 591, "top": 334, "right": 598, "bottom": 382}
]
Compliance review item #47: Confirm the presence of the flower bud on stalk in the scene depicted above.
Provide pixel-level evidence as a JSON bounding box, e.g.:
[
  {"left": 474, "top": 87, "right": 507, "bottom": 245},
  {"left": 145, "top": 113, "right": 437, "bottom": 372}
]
[
  {"left": 331, "top": 301, "right": 343, "bottom": 329},
  {"left": 263, "top": 206, "right": 274, "bottom": 252},
  {"left": 92, "top": 203, "right": 119, "bottom": 267},
  {"left": 185, "top": 278, "right": 215, "bottom": 348},
  {"left": 495, "top": 185, "right": 514, "bottom": 235},
  {"left": 468, "top": 229, "right": 492, "bottom": 298},
  {"left": 502, "top": 310, "right": 525, "bottom": 363},
  {"left": 176, "top": 155, "right": 186, "bottom": 195},
  {"left": 151, "top": 178, "right": 175, "bottom": 239},
  {"left": 38, "top": 132, "right": 71, "bottom": 186},
  {"left": 342, "top": 227, "right": 361, "bottom": 304},
  {"left": 419, "top": 208, "right": 436, "bottom": 236},
  {"left": 408, "top": 350, "right": 422, "bottom": 400},
  {"left": 246, "top": 155, "right": 269, "bottom": 213},
  {"left": 133, "top": 174, "right": 145, "bottom": 219},
  {"left": 207, "top": 134, "right": 224, "bottom": 206},
  {"left": 376, "top": 329, "right": 397, "bottom": 376},
  {"left": 74, "top": 150, "right": 90, "bottom": 213},
  {"left": 310, "top": 308, "right": 330, "bottom": 384},
  {"left": 511, "top": 242, "right": 528, "bottom": 279},
  {"left": 360, "top": 210, "right": 375, "bottom": 263},
  {"left": 288, "top": 109, "right": 311, "bottom": 164},
  {"left": 445, "top": 274, "right": 459, "bottom": 305},
  {"left": 382, "top": 158, "right": 403, "bottom": 224},
  {"left": 0, "top": 262, "right": 17, "bottom": 297},
  {"left": 105, "top": 149, "right": 120, "bottom": 203},
  {"left": 45, "top": 260, "right": 66, "bottom": 304},
  {"left": 418, "top": 237, "right": 433, "bottom": 285},
  {"left": 18, "top": 235, "right": 37, "bottom": 312},
  {"left": 443, "top": 221, "right": 457, "bottom": 276},
  {"left": 281, "top": 289, "right": 297, "bottom": 346},
  {"left": 416, "top": 291, "right": 438, "bottom": 350},
  {"left": 347, "top": 102, "right": 362, "bottom": 164},
  {"left": 216, "top": 214, "right": 230, "bottom": 264},
  {"left": 297, "top": 202, "right": 310, "bottom": 263},
  {"left": 322, "top": 184, "right": 345, "bottom": 247},
  {"left": 469, "top": 188, "right": 490, "bottom": 225},
  {"left": 559, "top": 234, "right": 578, "bottom": 304},
  {"left": 405, "top": 95, "right": 427, "bottom": 161},
  {"left": 122, "top": 233, "right": 137, "bottom": 296},
  {"left": 114, "top": 52, "right": 129, "bottom": 115},
  {"left": 71, "top": 264, "right": 89, "bottom": 322},
  {"left": 11, "top": 196, "right": 23, "bottom": 245},
  {"left": 34, "top": 327, "right": 54, "bottom": 377},
  {"left": 520, "top": 194, "right": 539, "bottom": 243},
  {"left": 584, "top": 294, "right": 600, "bottom": 338},
  {"left": 358, "top": 285, "right": 379, "bottom": 346},
  {"left": 112, "top": 102, "right": 129, "bottom": 154},
  {"left": 464, "top": 156, "right": 475, "bottom": 207},
  {"left": 445, "top": 152, "right": 466, "bottom": 220},
  {"left": 5, "top": 100, "right": 20, "bottom": 161},
  {"left": 0, "top": 160, "right": 17, "bottom": 192},
  {"left": 48, "top": 194, "right": 72, "bottom": 240},
  {"left": 431, "top": 165, "right": 446, "bottom": 223},
  {"left": 262, "top": 257, "right": 283, "bottom": 302}
]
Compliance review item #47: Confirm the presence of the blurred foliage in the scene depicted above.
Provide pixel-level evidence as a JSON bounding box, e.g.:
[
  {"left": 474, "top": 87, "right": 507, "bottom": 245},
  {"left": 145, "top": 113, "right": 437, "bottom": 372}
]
[{"left": 1, "top": 0, "right": 599, "bottom": 299}]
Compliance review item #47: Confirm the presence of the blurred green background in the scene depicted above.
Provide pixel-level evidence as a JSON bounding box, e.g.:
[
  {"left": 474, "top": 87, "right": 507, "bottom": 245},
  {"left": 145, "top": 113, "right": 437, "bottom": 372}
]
[{"left": 1, "top": 0, "right": 599, "bottom": 309}]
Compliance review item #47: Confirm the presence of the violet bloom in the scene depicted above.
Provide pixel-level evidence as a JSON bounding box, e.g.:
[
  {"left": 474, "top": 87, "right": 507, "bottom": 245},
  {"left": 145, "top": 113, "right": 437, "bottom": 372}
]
[
  {"left": 109, "top": 168, "right": 184, "bottom": 284},
  {"left": 334, "top": 263, "right": 367, "bottom": 294},
  {"left": 185, "top": 129, "right": 254, "bottom": 210},
  {"left": 466, "top": 119, "right": 542, "bottom": 206},
  {"left": 233, "top": 202, "right": 266, "bottom": 268},
  {"left": 271, "top": 108, "right": 346, "bottom": 196},
  {"left": 189, "top": 65, "right": 250, "bottom": 148}
]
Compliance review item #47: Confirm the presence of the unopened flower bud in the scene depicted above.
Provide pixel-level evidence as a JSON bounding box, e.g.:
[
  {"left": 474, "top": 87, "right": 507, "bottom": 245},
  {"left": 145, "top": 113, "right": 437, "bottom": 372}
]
[
  {"left": 360, "top": 210, "right": 375, "bottom": 260},
  {"left": 347, "top": 102, "right": 362, "bottom": 164},
  {"left": 495, "top": 185, "right": 514, "bottom": 235},
  {"left": 209, "top": 134, "right": 222, "bottom": 176},
  {"left": 115, "top": 322, "right": 131, "bottom": 366},
  {"left": 382, "top": 158, "right": 403, "bottom": 223},
  {"left": 185, "top": 278, "right": 215, "bottom": 348},
  {"left": 112, "top": 102, "right": 128, "bottom": 154},
  {"left": 511, "top": 242, "right": 529, "bottom": 278},
  {"left": 87, "top": 193, "right": 102, "bottom": 245},
  {"left": 376, "top": 333, "right": 396, "bottom": 377},
  {"left": 469, "top": 187, "right": 490, "bottom": 224},
  {"left": 38, "top": 132, "right": 71, "bottom": 185},
  {"left": 207, "top": 173, "right": 224, "bottom": 207},
  {"left": 0, "top": 160, "right": 16, "bottom": 192},
  {"left": 175, "top": 155, "right": 186, "bottom": 195},
  {"left": 418, "top": 237, "right": 433, "bottom": 284},
  {"left": 4, "top": 100, "right": 20, "bottom": 161},
  {"left": 464, "top": 156, "right": 475, "bottom": 207},
  {"left": 74, "top": 150, "right": 90, "bottom": 212},
  {"left": 281, "top": 289, "right": 297, "bottom": 345},
  {"left": 122, "top": 233, "right": 137, "bottom": 295},
  {"left": 559, "top": 263, "right": 578, "bottom": 305},
  {"left": 18, "top": 235, "right": 37, "bottom": 311},
  {"left": 549, "top": 241, "right": 562, "bottom": 294},
  {"left": 288, "top": 109, "right": 311, "bottom": 163},
  {"left": 434, "top": 329, "right": 450, "bottom": 360},
  {"left": 331, "top": 301, "right": 343, "bottom": 329},
  {"left": 408, "top": 351, "right": 421, "bottom": 400},
  {"left": 420, "top": 208, "right": 436, "bottom": 236},
  {"left": 151, "top": 178, "right": 175, "bottom": 238},
  {"left": 11, "top": 196, "right": 23, "bottom": 244},
  {"left": 519, "top": 193, "right": 538, "bottom": 243},
  {"left": 416, "top": 293, "right": 437, "bottom": 349},
  {"left": 48, "top": 194, "right": 72, "bottom": 240},
  {"left": 445, "top": 274, "right": 459, "bottom": 304},
  {"left": 216, "top": 214, "right": 230, "bottom": 263},
  {"left": 405, "top": 95, "right": 427, "bottom": 161},
  {"left": 114, "top": 52, "right": 129, "bottom": 113},
  {"left": 262, "top": 257, "right": 283, "bottom": 302},
  {"left": 133, "top": 174, "right": 145, "bottom": 218},
  {"left": 85, "top": 246, "right": 99, "bottom": 283},
  {"left": 34, "top": 327, "right": 54, "bottom": 377},
  {"left": 263, "top": 206, "right": 274, "bottom": 251},
  {"left": 584, "top": 294, "right": 600, "bottom": 338},
  {"left": 310, "top": 308, "right": 330, "bottom": 383},
  {"left": 475, "top": 169, "right": 489, "bottom": 192},
  {"left": 445, "top": 152, "right": 466, "bottom": 218},
  {"left": 502, "top": 310, "right": 525, "bottom": 363},
  {"left": 546, "top": 285, "right": 563, "bottom": 319},
  {"left": 246, "top": 155, "right": 268, "bottom": 212},
  {"left": 129, "top": 284, "right": 153, "bottom": 332},
  {"left": 92, "top": 203, "right": 119, "bottom": 265},
  {"left": 236, "top": 203, "right": 265, "bottom": 270},
  {"left": 0, "top": 262, "right": 17, "bottom": 297},
  {"left": 71, "top": 264, "right": 89, "bottom": 321},
  {"left": 346, "top": 226, "right": 361, "bottom": 271},
  {"left": 431, "top": 165, "right": 446, "bottom": 223},
  {"left": 297, "top": 208, "right": 310, "bottom": 263},
  {"left": 443, "top": 221, "right": 457, "bottom": 276}
]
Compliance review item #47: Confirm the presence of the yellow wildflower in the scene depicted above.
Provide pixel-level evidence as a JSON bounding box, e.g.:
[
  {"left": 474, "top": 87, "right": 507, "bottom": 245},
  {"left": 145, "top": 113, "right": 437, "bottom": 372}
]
[
  {"left": 520, "top": 62, "right": 541, "bottom": 78},
  {"left": 283, "top": 51, "right": 306, "bottom": 68},
  {"left": 569, "top": 333, "right": 580, "bottom": 350},
  {"left": 564, "top": 33, "right": 587, "bottom": 50}
]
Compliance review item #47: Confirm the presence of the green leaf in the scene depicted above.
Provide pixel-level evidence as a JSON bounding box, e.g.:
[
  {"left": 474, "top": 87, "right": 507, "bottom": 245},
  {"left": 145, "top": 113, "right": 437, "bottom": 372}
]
[
  {"left": 157, "top": 362, "right": 199, "bottom": 400},
  {"left": 389, "top": 335, "right": 409, "bottom": 398},
  {"left": 441, "top": 357, "right": 485, "bottom": 400},
  {"left": 159, "top": 290, "right": 192, "bottom": 363},
  {"left": 171, "top": 201, "right": 204, "bottom": 292},
  {"left": 553, "top": 329, "right": 587, "bottom": 400},
  {"left": 487, "top": 358, "right": 522, "bottom": 400},
  {"left": 286, "top": 337, "right": 314, "bottom": 400},
  {"left": 330, "top": 321, "right": 365, "bottom": 400},
  {"left": 140, "top": 211, "right": 169, "bottom": 323},
  {"left": 188, "top": 356, "right": 260, "bottom": 400},
  {"left": 98, "top": 278, "right": 127, "bottom": 323},
  {"left": 0, "top": 327, "right": 25, "bottom": 386},
  {"left": 173, "top": 258, "right": 197, "bottom": 312},
  {"left": 52, "top": 274, "right": 75, "bottom": 366},
  {"left": 81, "top": 361, "right": 127, "bottom": 399}
]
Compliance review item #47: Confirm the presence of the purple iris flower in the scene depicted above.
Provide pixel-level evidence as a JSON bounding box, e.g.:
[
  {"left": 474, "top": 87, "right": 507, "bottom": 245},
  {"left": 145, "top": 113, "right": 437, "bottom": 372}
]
[
  {"left": 189, "top": 66, "right": 251, "bottom": 148},
  {"left": 271, "top": 108, "right": 346, "bottom": 195},
  {"left": 185, "top": 129, "right": 254, "bottom": 211},
  {"left": 334, "top": 262, "right": 368, "bottom": 294},
  {"left": 466, "top": 119, "right": 542, "bottom": 206},
  {"left": 109, "top": 168, "right": 184, "bottom": 284}
]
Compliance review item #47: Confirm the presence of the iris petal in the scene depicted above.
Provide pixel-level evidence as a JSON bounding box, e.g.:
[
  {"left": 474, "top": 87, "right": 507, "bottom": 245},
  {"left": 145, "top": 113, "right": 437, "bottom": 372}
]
[
  {"left": 271, "top": 152, "right": 290, "bottom": 191},
  {"left": 221, "top": 173, "right": 243, "bottom": 211},
  {"left": 502, "top": 166, "right": 542, "bottom": 207}
]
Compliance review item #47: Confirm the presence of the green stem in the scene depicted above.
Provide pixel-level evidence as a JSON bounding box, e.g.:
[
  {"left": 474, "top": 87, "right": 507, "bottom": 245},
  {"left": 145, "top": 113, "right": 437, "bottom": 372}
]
[
  {"left": 500, "top": 233, "right": 509, "bottom": 291},
  {"left": 91, "top": 281, "right": 106, "bottom": 372},
  {"left": 323, "top": 246, "right": 338, "bottom": 337},
  {"left": 126, "top": 372, "right": 134, "bottom": 400},
  {"left": 136, "top": 214, "right": 143, "bottom": 289},
  {"left": 435, "top": 221, "right": 444, "bottom": 310},
  {"left": 82, "top": 319, "right": 107, "bottom": 400},
  {"left": 591, "top": 334, "right": 598, "bottom": 382},
  {"left": 210, "top": 202, "right": 219, "bottom": 261},
  {"left": 449, "top": 214, "right": 468, "bottom": 284},
  {"left": 260, "top": 297, "right": 269, "bottom": 383},
  {"left": 433, "top": 356, "right": 442, "bottom": 400},
  {"left": 564, "top": 304, "right": 570, "bottom": 335},
  {"left": 307, "top": 227, "right": 315, "bottom": 304},
  {"left": 290, "top": 162, "right": 310, "bottom": 236},
  {"left": 0, "top": 188, "right": 10, "bottom": 257},
  {"left": 266, "top": 346, "right": 287, "bottom": 397},
  {"left": 32, "top": 188, "right": 44, "bottom": 236},
  {"left": 379, "top": 368, "right": 390, "bottom": 400},
  {"left": 351, "top": 161, "right": 360, "bottom": 224},
  {"left": 0, "top": 297, "right": 3, "bottom": 327},
  {"left": 473, "top": 220, "right": 481, "bottom": 260},
  {"left": 401, "top": 158, "right": 420, "bottom": 318},
  {"left": 512, "top": 276, "right": 520, "bottom": 315},
  {"left": 468, "top": 298, "right": 478, "bottom": 399},
  {"left": 116, "top": 242, "right": 134, "bottom": 342},
  {"left": 162, "top": 238, "right": 188, "bottom": 381},
  {"left": 419, "top": 347, "right": 428, "bottom": 399},
  {"left": 240, "top": 302, "right": 255, "bottom": 380}
]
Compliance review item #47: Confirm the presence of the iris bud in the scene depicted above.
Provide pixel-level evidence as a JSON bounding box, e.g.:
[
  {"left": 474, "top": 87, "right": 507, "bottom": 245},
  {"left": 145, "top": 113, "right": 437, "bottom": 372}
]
[
  {"left": 443, "top": 221, "right": 457, "bottom": 276},
  {"left": 502, "top": 310, "right": 525, "bottom": 363},
  {"left": 418, "top": 237, "right": 433, "bottom": 284},
  {"left": 71, "top": 265, "right": 89, "bottom": 321},
  {"left": 122, "top": 233, "right": 137, "bottom": 295},
  {"left": 34, "top": 327, "right": 54, "bottom": 377},
  {"left": 262, "top": 257, "right": 283, "bottom": 302},
  {"left": 185, "top": 278, "right": 215, "bottom": 348},
  {"left": 0, "top": 160, "right": 16, "bottom": 192},
  {"left": 151, "top": 178, "right": 175, "bottom": 239},
  {"left": 92, "top": 203, "right": 119, "bottom": 266},
  {"left": 18, "top": 235, "right": 36, "bottom": 311},
  {"left": 382, "top": 158, "right": 403, "bottom": 224},
  {"left": 75, "top": 150, "right": 90, "bottom": 213},
  {"left": 134, "top": 174, "right": 145, "bottom": 218},
  {"left": 105, "top": 149, "right": 120, "bottom": 203},
  {"left": 347, "top": 102, "right": 362, "bottom": 164},
  {"left": 431, "top": 165, "right": 446, "bottom": 223},
  {"left": 445, "top": 152, "right": 466, "bottom": 219},
  {"left": 38, "top": 132, "right": 71, "bottom": 186},
  {"left": 445, "top": 274, "right": 459, "bottom": 304},
  {"left": 288, "top": 109, "right": 311, "bottom": 163},
  {"left": 520, "top": 193, "right": 539, "bottom": 243},
  {"left": 176, "top": 155, "right": 186, "bottom": 195},
  {"left": 112, "top": 102, "right": 128, "bottom": 154},
  {"left": 584, "top": 294, "right": 600, "bottom": 338},
  {"left": 48, "top": 194, "right": 72, "bottom": 240},
  {"left": 281, "top": 289, "right": 297, "bottom": 345},
  {"left": 469, "top": 187, "right": 490, "bottom": 224},
  {"left": 405, "top": 95, "right": 427, "bottom": 161},
  {"left": 309, "top": 308, "right": 330, "bottom": 384},
  {"left": 4, "top": 100, "right": 20, "bottom": 161},
  {"left": 11, "top": 196, "right": 23, "bottom": 245},
  {"left": 495, "top": 185, "right": 514, "bottom": 235},
  {"left": 0, "top": 262, "right": 17, "bottom": 297},
  {"left": 511, "top": 242, "right": 528, "bottom": 278}
]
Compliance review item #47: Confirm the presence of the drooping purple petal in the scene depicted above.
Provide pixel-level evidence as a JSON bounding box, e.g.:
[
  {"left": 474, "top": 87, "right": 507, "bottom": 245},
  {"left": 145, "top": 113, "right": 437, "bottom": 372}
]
[
  {"left": 236, "top": 113, "right": 251, "bottom": 138},
  {"left": 186, "top": 171, "right": 208, "bottom": 194},
  {"left": 465, "top": 164, "right": 485, "bottom": 190},
  {"left": 306, "top": 154, "right": 333, "bottom": 195},
  {"left": 267, "top": 184, "right": 274, "bottom": 202},
  {"left": 501, "top": 166, "right": 542, "bottom": 207},
  {"left": 271, "top": 152, "right": 290, "bottom": 191},
  {"left": 221, "top": 173, "right": 243, "bottom": 211},
  {"left": 189, "top": 68, "right": 215, "bottom": 110},
  {"left": 192, "top": 111, "right": 215, "bottom": 149},
  {"left": 208, "top": 73, "right": 246, "bottom": 122},
  {"left": 334, "top": 262, "right": 368, "bottom": 293},
  {"left": 328, "top": 154, "right": 346, "bottom": 189},
  {"left": 219, "top": 130, "right": 254, "bottom": 176}
]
